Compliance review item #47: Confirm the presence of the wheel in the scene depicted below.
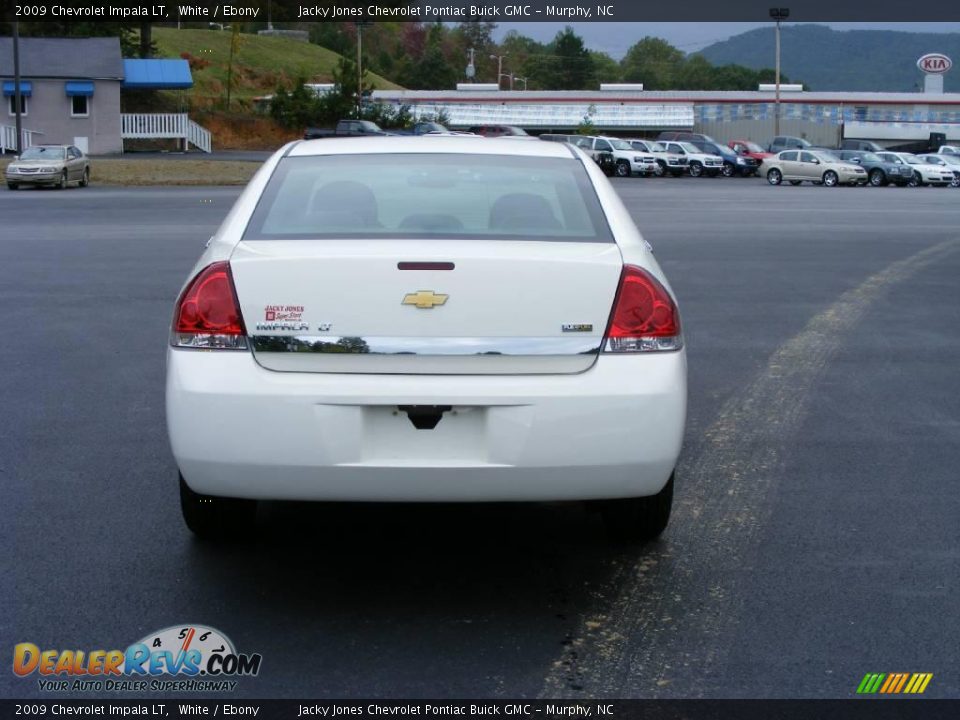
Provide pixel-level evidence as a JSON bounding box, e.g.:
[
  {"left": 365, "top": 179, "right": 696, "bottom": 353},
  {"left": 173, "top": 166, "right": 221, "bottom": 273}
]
[
  {"left": 789, "top": 180, "right": 802, "bottom": 186},
  {"left": 951, "top": 176, "right": 960, "bottom": 188},
  {"left": 869, "top": 169, "right": 886, "bottom": 187},
  {"left": 689, "top": 162, "right": 703, "bottom": 178},
  {"left": 767, "top": 168, "right": 782, "bottom": 185},
  {"left": 179, "top": 473, "right": 257, "bottom": 540},
  {"left": 7, "top": 183, "right": 17, "bottom": 190},
  {"left": 908, "top": 172, "right": 921, "bottom": 188},
  {"left": 614, "top": 160, "right": 631, "bottom": 178},
  {"left": 600, "top": 472, "right": 674, "bottom": 543},
  {"left": 721, "top": 163, "right": 735, "bottom": 177},
  {"left": 822, "top": 170, "right": 839, "bottom": 187},
  {"left": 654, "top": 161, "right": 666, "bottom": 177},
  {"left": 79, "top": 167, "right": 89, "bottom": 187},
  {"left": 58, "top": 170, "right": 68, "bottom": 190}
]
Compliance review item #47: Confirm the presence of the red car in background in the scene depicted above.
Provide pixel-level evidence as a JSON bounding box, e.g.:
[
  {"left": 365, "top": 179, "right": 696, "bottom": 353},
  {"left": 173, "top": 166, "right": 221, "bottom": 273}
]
[{"left": 729, "top": 140, "right": 773, "bottom": 165}]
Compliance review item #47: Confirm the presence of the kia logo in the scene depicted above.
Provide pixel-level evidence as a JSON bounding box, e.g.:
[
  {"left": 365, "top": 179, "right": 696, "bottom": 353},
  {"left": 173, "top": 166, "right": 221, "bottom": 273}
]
[{"left": 917, "top": 53, "right": 953, "bottom": 74}]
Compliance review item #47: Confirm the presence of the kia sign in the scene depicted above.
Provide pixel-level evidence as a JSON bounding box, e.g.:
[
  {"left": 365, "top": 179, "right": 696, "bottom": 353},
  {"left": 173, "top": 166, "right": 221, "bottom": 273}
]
[{"left": 917, "top": 54, "right": 953, "bottom": 74}]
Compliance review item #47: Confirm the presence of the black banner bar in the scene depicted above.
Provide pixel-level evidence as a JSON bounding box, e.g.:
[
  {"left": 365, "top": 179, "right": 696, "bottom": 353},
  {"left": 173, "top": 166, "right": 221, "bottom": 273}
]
[
  {"left": 5, "top": 0, "right": 960, "bottom": 22},
  {"left": 4, "top": 700, "right": 960, "bottom": 720}
]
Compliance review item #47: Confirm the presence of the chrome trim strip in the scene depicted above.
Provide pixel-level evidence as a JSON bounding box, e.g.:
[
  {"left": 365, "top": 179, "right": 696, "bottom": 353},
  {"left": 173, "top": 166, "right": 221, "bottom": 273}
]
[{"left": 249, "top": 335, "right": 602, "bottom": 356}]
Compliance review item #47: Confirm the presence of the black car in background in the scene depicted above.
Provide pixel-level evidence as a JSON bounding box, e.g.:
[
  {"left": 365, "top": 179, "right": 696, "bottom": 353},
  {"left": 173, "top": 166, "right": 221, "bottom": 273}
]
[{"left": 835, "top": 150, "right": 913, "bottom": 186}]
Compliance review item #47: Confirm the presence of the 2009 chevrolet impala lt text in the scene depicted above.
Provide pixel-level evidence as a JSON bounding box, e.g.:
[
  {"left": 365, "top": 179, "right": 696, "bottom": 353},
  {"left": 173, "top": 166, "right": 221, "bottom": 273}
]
[{"left": 166, "top": 137, "right": 687, "bottom": 542}]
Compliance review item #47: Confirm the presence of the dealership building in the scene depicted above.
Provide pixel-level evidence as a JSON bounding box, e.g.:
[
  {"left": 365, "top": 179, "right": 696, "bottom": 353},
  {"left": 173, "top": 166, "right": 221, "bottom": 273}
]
[{"left": 373, "top": 57, "right": 960, "bottom": 148}]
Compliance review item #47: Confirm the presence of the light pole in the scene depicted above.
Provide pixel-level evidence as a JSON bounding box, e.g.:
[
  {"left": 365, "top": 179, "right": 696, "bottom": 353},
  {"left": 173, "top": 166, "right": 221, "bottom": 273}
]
[
  {"left": 13, "top": 20, "right": 22, "bottom": 155},
  {"left": 514, "top": 76, "right": 528, "bottom": 90},
  {"left": 770, "top": 7, "right": 789, "bottom": 136},
  {"left": 489, "top": 53, "right": 509, "bottom": 89}
]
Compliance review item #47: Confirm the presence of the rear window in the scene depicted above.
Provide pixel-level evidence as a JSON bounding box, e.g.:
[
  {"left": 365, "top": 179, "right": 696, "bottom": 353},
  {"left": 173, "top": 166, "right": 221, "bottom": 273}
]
[{"left": 244, "top": 153, "right": 613, "bottom": 243}]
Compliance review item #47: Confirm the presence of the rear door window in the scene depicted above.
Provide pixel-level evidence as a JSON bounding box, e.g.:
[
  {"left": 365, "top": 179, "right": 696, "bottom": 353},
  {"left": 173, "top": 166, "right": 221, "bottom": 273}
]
[{"left": 244, "top": 153, "right": 613, "bottom": 243}]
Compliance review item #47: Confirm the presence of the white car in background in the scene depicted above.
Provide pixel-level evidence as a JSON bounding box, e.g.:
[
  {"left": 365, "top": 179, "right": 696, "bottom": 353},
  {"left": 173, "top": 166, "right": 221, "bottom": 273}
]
[
  {"left": 877, "top": 151, "right": 954, "bottom": 187},
  {"left": 918, "top": 154, "right": 960, "bottom": 187},
  {"left": 166, "top": 137, "right": 687, "bottom": 542},
  {"left": 660, "top": 141, "right": 724, "bottom": 177}
]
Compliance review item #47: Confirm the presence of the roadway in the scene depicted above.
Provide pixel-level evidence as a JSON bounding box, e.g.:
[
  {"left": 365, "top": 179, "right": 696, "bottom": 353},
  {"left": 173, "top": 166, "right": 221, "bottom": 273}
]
[{"left": 1, "top": 178, "right": 958, "bottom": 699}]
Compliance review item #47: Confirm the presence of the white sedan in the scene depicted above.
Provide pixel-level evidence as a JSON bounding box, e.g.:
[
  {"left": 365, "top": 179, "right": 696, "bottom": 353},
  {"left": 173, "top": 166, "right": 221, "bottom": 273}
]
[
  {"left": 877, "top": 151, "right": 954, "bottom": 187},
  {"left": 166, "top": 137, "right": 687, "bottom": 542}
]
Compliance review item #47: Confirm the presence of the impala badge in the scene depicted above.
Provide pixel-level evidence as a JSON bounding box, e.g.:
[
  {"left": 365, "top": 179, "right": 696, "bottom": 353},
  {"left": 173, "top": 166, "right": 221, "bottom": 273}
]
[
  {"left": 562, "top": 324, "right": 593, "bottom": 333},
  {"left": 402, "top": 290, "right": 448, "bottom": 309}
]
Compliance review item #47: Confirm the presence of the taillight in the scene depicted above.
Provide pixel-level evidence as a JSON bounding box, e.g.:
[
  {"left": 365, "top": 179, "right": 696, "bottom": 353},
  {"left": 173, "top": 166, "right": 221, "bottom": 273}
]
[
  {"left": 171, "top": 261, "right": 247, "bottom": 350},
  {"left": 603, "top": 265, "right": 682, "bottom": 353}
]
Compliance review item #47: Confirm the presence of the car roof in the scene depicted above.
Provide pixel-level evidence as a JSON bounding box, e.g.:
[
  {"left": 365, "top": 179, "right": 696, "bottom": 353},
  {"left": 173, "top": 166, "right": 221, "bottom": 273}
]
[{"left": 289, "top": 136, "right": 573, "bottom": 158}]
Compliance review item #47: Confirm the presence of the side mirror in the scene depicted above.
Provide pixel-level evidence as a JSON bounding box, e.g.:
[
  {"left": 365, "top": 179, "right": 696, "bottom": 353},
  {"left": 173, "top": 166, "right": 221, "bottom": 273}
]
[{"left": 851, "top": 157, "right": 861, "bottom": 163}]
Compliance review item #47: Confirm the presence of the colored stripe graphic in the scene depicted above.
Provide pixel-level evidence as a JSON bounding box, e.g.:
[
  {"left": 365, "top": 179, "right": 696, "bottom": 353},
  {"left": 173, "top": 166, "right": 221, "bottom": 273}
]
[{"left": 857, "top": 673, "right": 932, "bottom": 694}]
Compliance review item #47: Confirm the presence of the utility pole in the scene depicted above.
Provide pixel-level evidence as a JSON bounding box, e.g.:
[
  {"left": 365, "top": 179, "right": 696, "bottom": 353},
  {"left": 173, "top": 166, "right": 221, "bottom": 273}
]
[
  {"left": 489, "top": 53, "right": 509, "bottom": 89},
  {"left": 355, "top": 21, "right": 372, "bottom": 114},
  {"left": 770, "top": 8, "right": 789, "bottom": 136},
  {"left": 466, "top": 47, "right": 476, "bottom": 82},
  {"left": 13, "top": 20, "right": 22, "bottom": 155}
]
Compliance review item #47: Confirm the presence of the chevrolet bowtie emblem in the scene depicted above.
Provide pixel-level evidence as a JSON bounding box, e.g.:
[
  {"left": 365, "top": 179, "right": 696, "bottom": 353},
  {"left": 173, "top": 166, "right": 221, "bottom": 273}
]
[{"left": 402, "top": 290, "right": 449, "bottom": 309}]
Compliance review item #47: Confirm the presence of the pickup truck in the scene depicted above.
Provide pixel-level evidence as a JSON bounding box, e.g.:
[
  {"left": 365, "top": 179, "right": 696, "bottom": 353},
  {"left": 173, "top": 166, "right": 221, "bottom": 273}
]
[{"left": 303, "top": 119, "right": 393, "bottom": 140}]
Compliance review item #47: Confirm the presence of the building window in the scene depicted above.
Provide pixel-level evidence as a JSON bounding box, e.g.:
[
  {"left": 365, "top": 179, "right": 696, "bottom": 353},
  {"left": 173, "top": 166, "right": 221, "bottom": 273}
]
[
  {"left": 71, "top": 94, "right": 89, "bottom": 117},
  {"left": 7, "top": 94, "right": 27, "bottom": 116}
]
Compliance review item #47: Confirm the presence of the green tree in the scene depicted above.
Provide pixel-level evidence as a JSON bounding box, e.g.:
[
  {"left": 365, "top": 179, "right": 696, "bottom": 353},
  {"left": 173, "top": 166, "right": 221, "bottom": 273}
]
[
  {"left": 549, "top": 26, "right": 594, "bottom": 89},
  {"left": 589, "top": 50, "right": 621, "bottom": 84},
  {"left": 620, "top": 37, "right": 685, "bottom": 89}
]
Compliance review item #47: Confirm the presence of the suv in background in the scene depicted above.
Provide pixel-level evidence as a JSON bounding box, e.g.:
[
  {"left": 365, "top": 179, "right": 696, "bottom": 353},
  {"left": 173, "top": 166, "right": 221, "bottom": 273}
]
[
  {"left": 540, "top": 134, "right": 617, "bottom": 176},
  {"left": 660, "top": 141, "right": 724, "bottom": 177},
  {"left": 625, "top": 138, "right": 689, "bottom": 177},
  {"left": 768, "top": 135, "right": 812, "bottom": 153},
  {"left": 839, "top": 139, "right": 885, "bottom": 153},
  {"left": 691, "top": 139, "right": 760, "bottom": 177},
  {"left": 467, "top": 125, "right": 529, "bottom": 137},
  {"left": 657, "top": 131, "right": 717, "bottom": 144},
  {"left": 936, "top": 145, "right": 960, "bottom": 156},
  {"left": 571, "top": 136, "right": 658, "bottom": 177}
]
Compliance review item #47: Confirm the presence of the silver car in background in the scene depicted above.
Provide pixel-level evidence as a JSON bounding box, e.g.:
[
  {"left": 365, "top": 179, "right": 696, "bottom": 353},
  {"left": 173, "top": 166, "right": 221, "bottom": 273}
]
[{"left": 5, "top": 144, "right": 90, "bottom": 190}]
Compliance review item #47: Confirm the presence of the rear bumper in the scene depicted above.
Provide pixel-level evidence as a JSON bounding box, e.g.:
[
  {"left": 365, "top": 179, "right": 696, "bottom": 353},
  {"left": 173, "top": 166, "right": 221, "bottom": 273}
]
[{"left": 166, "top": 349, "right": 687, "bottom": 502}]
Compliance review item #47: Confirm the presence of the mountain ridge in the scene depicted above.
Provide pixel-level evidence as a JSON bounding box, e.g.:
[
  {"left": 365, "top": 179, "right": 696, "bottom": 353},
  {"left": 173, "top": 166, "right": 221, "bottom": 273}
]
[{"left": 698, "top": 25, "right": 960, "bottom": 92}]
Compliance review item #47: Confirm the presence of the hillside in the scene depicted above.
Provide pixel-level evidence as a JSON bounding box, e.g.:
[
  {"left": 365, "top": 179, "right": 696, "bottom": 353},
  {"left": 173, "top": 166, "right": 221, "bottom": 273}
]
[
  {"left": 699, "top": 25, "right": 960, "bottom": 92},
  {"left": 151, "top": 27, "right": 401, "bottom": 106}
]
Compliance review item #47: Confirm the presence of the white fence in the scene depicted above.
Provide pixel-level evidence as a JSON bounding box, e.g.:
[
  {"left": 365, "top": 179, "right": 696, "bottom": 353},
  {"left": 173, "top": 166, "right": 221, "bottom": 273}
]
[
  {"left": 121, "top": 113, "right": 212, "bottom": 153},
  {"left": 0, "top": 125, "right": 44, "bottom": 154}
]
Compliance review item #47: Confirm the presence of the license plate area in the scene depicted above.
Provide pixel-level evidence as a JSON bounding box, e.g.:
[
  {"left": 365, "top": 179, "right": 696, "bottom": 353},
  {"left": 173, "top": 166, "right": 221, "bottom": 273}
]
[{"left": 361, "top": 405, "right": 486, "bottom": 462}]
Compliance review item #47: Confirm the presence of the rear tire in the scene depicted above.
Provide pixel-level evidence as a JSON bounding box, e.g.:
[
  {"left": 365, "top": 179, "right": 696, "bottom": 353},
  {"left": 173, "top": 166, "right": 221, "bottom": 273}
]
[
  {"left": 600, "top": 473, "right": 674, "bottom": 543},
  {"left": 179, "top": 474, "right": 257, "bottom": 540},
  {"left": 767, "top": 168, "right": 782, "bottom": 185},
  {"left": 615, "top": 160, "right": 631, "bottom": 178}
]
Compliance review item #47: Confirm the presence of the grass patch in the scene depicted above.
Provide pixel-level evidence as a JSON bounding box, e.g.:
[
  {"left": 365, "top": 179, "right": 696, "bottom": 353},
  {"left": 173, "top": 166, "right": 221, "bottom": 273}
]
[
  {"left": 152, "top": 27, "right": 401, "bottom": 107},
  {"left": 2, "top": 157, "right": 262, "bottom": 186}
]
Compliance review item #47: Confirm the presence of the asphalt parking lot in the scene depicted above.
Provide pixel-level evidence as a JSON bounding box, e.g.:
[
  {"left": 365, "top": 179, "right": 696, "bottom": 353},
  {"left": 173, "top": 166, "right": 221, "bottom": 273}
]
[{"left": 2, "top": 178, "right": 959, "bottom": 700}]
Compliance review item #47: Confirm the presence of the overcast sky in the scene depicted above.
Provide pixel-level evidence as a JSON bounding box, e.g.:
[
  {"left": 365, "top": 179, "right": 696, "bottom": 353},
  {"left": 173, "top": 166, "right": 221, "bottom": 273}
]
[{"left": 494, "top": 22, "right": 960, "bottom": 58}]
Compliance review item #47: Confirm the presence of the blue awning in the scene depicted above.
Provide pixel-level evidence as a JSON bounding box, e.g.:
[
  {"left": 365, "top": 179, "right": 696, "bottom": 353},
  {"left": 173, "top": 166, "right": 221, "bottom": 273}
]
[
  {"left": 122, "top": 59, "right": 193, "bottom": 90},
  {"left": 2, "top": 80, "right": 32, "bottom": 96},
  {"left": 65, "top": 81, "right": 95, "bottom": 97}
]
